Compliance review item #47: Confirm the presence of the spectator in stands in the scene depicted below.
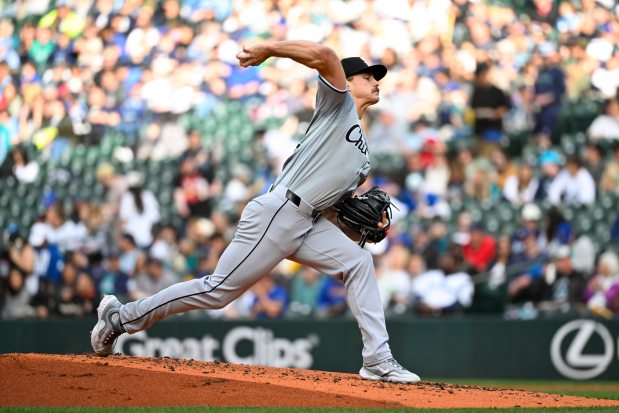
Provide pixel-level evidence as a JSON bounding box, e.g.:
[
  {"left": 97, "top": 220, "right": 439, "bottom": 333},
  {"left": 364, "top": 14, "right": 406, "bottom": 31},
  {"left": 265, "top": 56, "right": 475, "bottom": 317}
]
[
  {"left": 548, "top": 155, "right": 596, "bottom": 205},
  {"left": 507, "top": 230, "right": 549, "bottom": 303},
  {"left": 73, "top": 271, "right": 98, "bottom": 316},
  {"left": 97, "top": 253, "right": 129, "bottom": 303},
  {"left": 407, "top": 253, "right": 428, "bottom": 308},
  {"left": 464, "top": 158, "right": 500, "bottom": 202},
  {"left": 78, "top": 203, "right": 107, "bottom": 260},
  {"left": 180, "top": 129, "right": 216, "bottom": 177},
  {"left": 588, "top": 98, "right": 619, "bottom": 140},
  {"left": 515, "top": 204, "right": 544, "bottom": 253},
  {"left": 11, "top": 146, "right": 39, "bottom": 183},
  {"left": 502, "top": 162, "right": 539, "bottom": 204},
  {"left": 487, "top": 235, "right": 513, "bottom": 290},
  {"left": 250, "top": 273, "right": 289, "bottom": 320},
  {"left": 584, "top": 250, "right": 619, "bottom": 316},
  {"left": 532, "top": 42, "right": 566, "bottom": 148},
  {"left": 470, "top": 62, "right": 511, "bottom": 156},
  {"left": 96, "top": 163, "right": 129, "bottom": 222},
  {"left": 28, "top": 27, "right": 56, "bottom": 71},
  {"left": 600, "top": 142, "right": 619, "bottom": 194},
  {"left": 452, "top": 210, "right": 473, "bottom": 247},
  {"left": 119, "top": 171, "right": 160, "bottom": 249},
  {"left": 376, "top": 244, "right": 412, "bottom": 313},
  {"left": 28, "top": 221, "right": 63, "bottom": 285},
  {"left": 117, "top": 83, "right": 147, "bottom": 149},
  {"left": 490, "top": 148, "right": 517, "bottom": 191},
  {"left": 4, "top": 227, "right": 35, "bottom": 288},
  {"left": 411, "top": 220, "right": 448, "bottom": 270},
  {"left": 54, "top": 203, "right": 94, "bottom": 253},
  {"left": 55, "top": 262, "right": 78, "bottom": 317},
  {"left": 38, "top": 1, "right": 86, "bottom": 40},
  {"left": 198, "top": 232, "right": 228, "bottom": 275},
  {"left": 86, "top": 86, "right": 120, "bottom": 143},
  {"left": 0, "top": 110, "right": 13, "bottom": 168},
  {"left": 149, "top": 224, "right": 180, "bottom": 270},
  {"left": 128, "top": 257, "right": 177, "bottom": 301},
  {"left": 174, "top": 156, "right": 220, "bottom": 219},
  {"left": 535, "top": 149, "right": 562, "bottom": 201},
  {"left": 61, "top": 202, "right": 89, "bottom": 253},
  {"left": 221, "top": 164, "right": 252, "bottom": 216},
  {"left": 411, "top": 253, "right": 474, "bottom": 315},
  {"left": 583, "top": 142, "right": 605, "bottom": 184},
  {"left": 56, "top": 266, "right": 98, "bottom": 317},
  {"left": 289, "top": 267, "right": 325, "bottom": 317},
  {"left": 316, "top": 277, "right": 347, "bottom": 319},
  {"left": 462, "top": 223, "right": 496, "bottom": 273},
  {"left": 542, "top": 207, "right": 572, "bottom": 251},
  {"left": 531, "top": 0, "right": 560, "bottom": 26},
  {"left": 548, "top": 245, "right": 587, "bottom": 309},
  {"left": 570, "top": 231, "right": 597, "bottom": 277},
  {"left": 6, "top": 0, "right": 619, "bottom": 320},
  {"left": 117, "top": 233, "right": 144, "bottom": 277},
  {"left": 0, "top": 267, "right": 39, "bottom": 319}
]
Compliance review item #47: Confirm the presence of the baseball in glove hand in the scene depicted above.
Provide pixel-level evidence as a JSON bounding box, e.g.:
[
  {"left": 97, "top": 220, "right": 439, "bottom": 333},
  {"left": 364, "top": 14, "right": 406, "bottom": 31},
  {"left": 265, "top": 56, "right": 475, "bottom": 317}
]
[{"left": 335, "top": 186, "right": 394, "bottom": 248}]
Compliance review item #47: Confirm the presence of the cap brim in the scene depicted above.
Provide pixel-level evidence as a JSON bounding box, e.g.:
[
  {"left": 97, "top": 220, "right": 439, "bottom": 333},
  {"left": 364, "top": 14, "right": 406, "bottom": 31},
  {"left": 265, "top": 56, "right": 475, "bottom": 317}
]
[{"left": 351, "top": 64, "right": 387, "bottom": 81}]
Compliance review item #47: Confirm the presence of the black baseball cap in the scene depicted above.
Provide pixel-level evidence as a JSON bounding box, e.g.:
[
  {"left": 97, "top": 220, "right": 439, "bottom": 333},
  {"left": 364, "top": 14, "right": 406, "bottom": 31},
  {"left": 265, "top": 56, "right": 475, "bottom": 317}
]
[{"left": 341, "top": 57, "right": 387, "bottom": 81}]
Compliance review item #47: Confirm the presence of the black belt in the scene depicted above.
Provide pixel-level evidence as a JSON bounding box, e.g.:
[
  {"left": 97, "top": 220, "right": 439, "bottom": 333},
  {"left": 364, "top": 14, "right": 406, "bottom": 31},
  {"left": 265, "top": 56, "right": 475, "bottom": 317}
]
[
  {"left": 285, "top": 190, "right": 321, "bottom": 219},
  {"left": 269, "top": 186, "right": 321, "bottom": 219}
]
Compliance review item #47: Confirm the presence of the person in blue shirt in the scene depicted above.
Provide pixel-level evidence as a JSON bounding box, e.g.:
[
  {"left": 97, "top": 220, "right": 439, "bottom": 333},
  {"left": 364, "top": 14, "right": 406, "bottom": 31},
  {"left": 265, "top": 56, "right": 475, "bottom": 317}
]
[
  {"left": 533, "top": 43, "right": 565, "bottom": 148},
  {"left": 97, "top": 254, "right": 130, "bottom": 303},
  {"left": 507, "top": 230, "right": 549, "bottom": 303},
  {"left": 250, "top": 273, "right": 289, "bottom": 319},
  {"left": 316, "top": 276, "right": 347, "bottom": 318}
]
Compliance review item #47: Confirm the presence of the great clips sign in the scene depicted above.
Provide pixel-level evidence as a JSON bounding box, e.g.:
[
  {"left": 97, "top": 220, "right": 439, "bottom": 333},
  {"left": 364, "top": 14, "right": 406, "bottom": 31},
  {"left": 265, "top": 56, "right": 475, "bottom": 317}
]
[{"left": 117, "top": 326, "right": 320, "bottom": 369}]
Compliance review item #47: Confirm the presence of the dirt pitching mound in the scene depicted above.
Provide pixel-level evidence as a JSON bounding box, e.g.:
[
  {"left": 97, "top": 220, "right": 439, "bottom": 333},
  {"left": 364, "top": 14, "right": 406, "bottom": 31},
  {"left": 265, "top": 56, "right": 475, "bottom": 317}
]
[{"left": 1, "top": 353, "right": 618, "bottom": 409}]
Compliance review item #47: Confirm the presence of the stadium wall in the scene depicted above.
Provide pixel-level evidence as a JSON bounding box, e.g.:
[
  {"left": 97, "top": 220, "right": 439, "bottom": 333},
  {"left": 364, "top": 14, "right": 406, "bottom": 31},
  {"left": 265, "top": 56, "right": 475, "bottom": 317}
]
[{"left": 1, "top": 317, "right": 618, "bottom": 380}]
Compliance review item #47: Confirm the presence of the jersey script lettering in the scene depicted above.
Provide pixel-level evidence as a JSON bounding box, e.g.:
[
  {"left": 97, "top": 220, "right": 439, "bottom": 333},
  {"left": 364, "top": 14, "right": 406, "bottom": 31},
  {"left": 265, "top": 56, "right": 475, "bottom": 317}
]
[{"left": 345, "top": 124, "right": 368, "bottom": 155}]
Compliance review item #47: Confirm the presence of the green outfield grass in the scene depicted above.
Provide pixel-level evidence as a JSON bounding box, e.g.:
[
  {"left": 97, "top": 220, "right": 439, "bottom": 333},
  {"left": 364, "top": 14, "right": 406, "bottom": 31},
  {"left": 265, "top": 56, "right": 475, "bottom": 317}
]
[{"left": 436, "top": 378, "right": 619, "bottom": 401}]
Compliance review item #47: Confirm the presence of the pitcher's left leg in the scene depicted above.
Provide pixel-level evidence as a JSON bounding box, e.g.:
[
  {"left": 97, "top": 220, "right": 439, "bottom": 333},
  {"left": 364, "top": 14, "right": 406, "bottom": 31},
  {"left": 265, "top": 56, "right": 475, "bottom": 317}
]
[
  {"left": 290, "top": 217, "right": 391, "bottom": 366},
  {"left": 290, "top": 217, "right": 420, "bottom": 383}
]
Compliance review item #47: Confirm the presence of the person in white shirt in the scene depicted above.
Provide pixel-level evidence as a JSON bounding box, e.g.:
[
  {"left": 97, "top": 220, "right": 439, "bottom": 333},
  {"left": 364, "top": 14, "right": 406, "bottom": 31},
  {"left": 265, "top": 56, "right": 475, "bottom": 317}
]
[
  {"left": 587, "top": 98, "right": 619, "bottom": 141},
  {"left": 119, "top": 172, "right": 160, "bottom": 248},
  {"left": 11, "top": 146, "right": 39, "bottom": 184},
  {"left": 548, "top": 155, "right": 596, "bottom": 205},
  {"left": 502, "top": 162, "right": 539, "bottom": 204},
  {"left": 376, "top": 244, "right": 412, "bottom": 312}
]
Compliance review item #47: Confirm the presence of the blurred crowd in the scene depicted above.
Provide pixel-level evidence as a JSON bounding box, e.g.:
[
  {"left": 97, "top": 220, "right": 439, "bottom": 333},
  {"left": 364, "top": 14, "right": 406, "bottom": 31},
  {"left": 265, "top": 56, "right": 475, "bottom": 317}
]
[{"left": 2, "top": 0, "right": 619, "bottom": 321}]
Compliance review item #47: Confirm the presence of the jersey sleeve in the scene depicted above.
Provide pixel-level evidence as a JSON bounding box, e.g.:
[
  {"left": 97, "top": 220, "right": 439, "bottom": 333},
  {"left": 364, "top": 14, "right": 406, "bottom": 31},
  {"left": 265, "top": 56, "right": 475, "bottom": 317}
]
[{"left": 315, "top": 75, "right": 350, "bottom": 115}]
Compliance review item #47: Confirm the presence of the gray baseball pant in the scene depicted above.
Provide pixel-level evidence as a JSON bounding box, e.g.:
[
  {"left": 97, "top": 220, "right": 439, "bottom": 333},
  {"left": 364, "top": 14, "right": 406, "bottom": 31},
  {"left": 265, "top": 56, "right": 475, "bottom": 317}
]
[{"left": 119, "top": 186, "right": 392, "bottom": 366}]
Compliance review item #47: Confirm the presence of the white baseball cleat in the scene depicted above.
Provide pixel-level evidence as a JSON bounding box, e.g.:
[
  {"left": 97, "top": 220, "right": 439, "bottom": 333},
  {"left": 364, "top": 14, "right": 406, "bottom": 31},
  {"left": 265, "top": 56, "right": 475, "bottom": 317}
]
[
  {"left": 90, "top": 295, "right": 126, "bottom": 357},
  {"left": 359, "top": 358, "right": 421, "bottom": 383}
]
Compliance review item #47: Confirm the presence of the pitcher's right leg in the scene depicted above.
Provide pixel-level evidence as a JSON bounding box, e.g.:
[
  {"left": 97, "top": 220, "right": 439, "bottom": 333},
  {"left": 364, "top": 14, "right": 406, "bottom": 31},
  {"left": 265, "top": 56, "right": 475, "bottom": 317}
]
[
  {"left": 119, "top": 196, "right": 312, "bottom": 333},
  {"left": 91, "top": 193, "right": 313, "bottom": 355}
]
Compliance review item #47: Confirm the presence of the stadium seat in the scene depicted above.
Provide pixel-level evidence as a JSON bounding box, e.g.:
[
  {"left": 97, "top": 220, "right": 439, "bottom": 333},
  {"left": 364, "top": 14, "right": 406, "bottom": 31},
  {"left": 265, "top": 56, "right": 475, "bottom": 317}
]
[{"left": 496, "top": 203, "right": 515, "bottom": 224}]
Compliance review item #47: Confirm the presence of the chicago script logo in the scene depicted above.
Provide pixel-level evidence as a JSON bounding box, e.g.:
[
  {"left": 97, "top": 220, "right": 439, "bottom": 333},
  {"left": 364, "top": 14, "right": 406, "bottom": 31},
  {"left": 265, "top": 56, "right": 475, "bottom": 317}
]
[{"left": 345, "top": 124, "right": 368, "bottom": 155}]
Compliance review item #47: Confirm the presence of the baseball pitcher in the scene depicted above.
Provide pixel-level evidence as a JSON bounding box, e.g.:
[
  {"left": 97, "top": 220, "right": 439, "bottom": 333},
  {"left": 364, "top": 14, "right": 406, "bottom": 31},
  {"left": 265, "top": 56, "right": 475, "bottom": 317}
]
[{"left": 91, "top": 40, "right": 420, "bottom": 383}]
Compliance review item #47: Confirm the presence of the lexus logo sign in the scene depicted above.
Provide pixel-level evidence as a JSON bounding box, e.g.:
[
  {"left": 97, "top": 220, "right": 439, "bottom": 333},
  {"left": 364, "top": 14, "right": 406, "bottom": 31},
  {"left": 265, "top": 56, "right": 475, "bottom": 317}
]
[{"left": 550, "top": 319, "right": 615, "bottom": 380}]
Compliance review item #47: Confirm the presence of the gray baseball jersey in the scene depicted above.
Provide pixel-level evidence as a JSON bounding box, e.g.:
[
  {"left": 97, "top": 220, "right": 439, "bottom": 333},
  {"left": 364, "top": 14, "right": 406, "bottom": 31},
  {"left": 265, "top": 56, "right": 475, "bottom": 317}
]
[
  {"left": 274, "top": 77, "right": 371, "bottom": 210},
  {"left": 117, "top": 75, "right": 393, "bottom": 368}
]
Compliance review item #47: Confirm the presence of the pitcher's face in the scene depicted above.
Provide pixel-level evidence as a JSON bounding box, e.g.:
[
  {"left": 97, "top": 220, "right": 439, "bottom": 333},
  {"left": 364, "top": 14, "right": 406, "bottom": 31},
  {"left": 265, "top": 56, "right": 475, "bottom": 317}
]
[{"left": 348, "top": 72, "right": 380, "bottom": 105}]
